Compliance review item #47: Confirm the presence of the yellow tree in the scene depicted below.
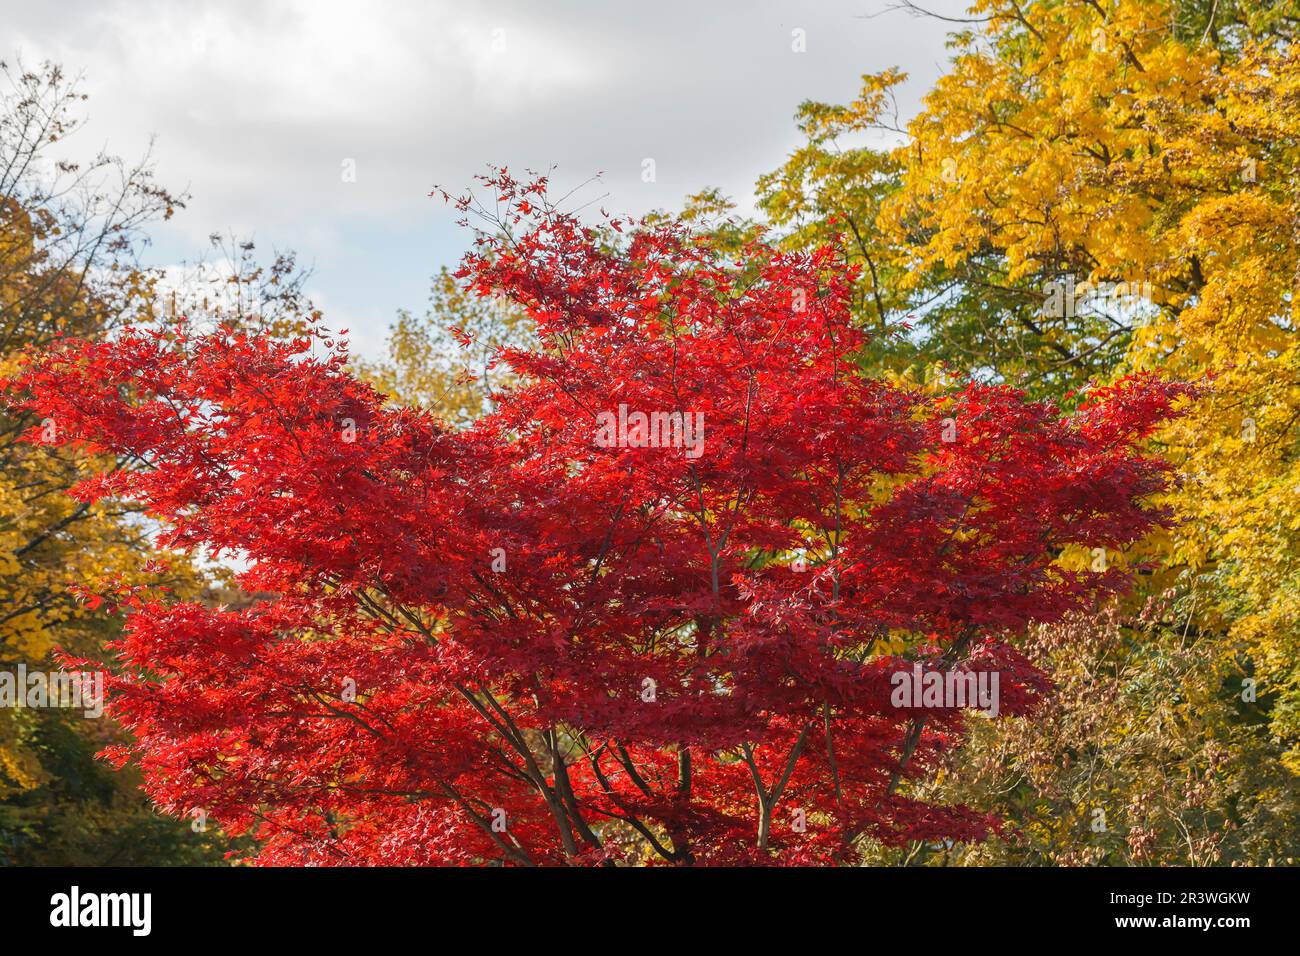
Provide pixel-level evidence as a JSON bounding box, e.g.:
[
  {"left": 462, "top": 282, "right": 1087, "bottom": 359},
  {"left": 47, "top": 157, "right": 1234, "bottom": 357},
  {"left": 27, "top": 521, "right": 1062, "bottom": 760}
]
[
  {"left": 871, "top": 0, "right": 1300, "bottom": 767},
  {"left": 0, "top": 60, "right": 226, "bottom": 862}
]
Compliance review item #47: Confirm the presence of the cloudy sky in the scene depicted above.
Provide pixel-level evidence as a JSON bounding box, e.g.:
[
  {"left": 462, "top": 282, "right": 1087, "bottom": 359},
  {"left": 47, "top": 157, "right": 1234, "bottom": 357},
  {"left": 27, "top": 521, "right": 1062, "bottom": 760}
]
[{"left": 4, "top": 0, "right": 965, "bottom": 358}]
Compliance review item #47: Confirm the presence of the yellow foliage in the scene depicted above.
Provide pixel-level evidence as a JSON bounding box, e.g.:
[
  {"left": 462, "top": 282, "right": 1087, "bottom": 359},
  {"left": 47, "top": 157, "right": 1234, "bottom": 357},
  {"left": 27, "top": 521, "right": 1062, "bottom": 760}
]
[
  {"left": 0, "top": 176, "right": 203, "bottom": 796},
  {"left": 875, "top": 0, "right": 1300, "bottom": 762}
]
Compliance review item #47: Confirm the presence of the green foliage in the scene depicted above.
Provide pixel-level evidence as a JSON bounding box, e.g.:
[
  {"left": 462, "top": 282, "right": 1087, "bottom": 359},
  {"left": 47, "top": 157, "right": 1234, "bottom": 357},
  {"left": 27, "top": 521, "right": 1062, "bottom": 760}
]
[{"left": 1, "top": 709, "right": 232, "bottom": 865}]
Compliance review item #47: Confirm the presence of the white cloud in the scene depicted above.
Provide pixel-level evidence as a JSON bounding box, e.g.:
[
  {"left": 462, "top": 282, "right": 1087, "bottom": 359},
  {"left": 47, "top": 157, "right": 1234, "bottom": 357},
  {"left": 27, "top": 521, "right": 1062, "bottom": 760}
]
[{"left": 2, "top": 0, "right": 964, "bottom": 358}]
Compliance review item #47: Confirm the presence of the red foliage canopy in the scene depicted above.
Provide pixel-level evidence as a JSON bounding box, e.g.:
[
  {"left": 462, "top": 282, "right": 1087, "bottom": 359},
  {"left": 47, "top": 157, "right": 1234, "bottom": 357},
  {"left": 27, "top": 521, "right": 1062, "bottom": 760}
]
[{"left": 10, "top": 171, "right": 1191, "bottom": 865}]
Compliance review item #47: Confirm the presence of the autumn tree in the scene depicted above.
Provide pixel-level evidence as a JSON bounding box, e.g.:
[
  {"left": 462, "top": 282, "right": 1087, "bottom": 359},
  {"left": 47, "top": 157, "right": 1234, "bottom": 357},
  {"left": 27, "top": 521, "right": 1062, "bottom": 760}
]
[{"left": 10, "top": 170, "right": 1191, "bottom": 865}]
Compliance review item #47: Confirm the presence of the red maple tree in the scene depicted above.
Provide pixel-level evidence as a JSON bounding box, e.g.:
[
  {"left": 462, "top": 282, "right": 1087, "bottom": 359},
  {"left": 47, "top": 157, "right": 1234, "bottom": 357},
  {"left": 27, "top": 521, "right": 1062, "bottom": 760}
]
[{"left": 11, "top": 171, "right": 1191, "bottom": 865}]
